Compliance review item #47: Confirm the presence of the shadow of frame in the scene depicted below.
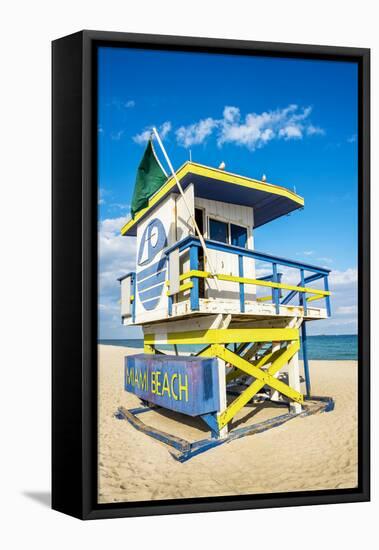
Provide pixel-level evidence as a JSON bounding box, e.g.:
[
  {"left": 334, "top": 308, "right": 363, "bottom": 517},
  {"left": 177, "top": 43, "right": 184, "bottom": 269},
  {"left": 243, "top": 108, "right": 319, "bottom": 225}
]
[{"left": 22, "top": 491, "right": 51, "bottom": 508}]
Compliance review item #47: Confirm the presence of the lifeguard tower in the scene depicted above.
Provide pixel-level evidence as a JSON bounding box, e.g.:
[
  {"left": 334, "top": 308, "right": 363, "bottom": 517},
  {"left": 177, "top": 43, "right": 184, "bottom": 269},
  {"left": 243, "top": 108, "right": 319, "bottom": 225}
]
[{"left": 117, "top": 155, "right": 333, "bottom": 460}]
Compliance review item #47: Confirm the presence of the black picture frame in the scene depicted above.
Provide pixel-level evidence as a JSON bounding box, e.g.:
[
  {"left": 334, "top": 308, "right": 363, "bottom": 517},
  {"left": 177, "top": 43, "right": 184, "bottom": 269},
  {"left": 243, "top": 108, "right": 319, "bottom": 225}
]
[{"left": 52, "top": 30, "right": 370, "bottom": 520}]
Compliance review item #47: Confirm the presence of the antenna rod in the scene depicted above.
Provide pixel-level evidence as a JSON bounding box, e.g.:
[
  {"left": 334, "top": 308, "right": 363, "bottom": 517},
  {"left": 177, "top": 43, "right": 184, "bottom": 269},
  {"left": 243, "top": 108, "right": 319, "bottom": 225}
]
[{"left": 152, "top": 126, "right": 219, "bottom": 289}]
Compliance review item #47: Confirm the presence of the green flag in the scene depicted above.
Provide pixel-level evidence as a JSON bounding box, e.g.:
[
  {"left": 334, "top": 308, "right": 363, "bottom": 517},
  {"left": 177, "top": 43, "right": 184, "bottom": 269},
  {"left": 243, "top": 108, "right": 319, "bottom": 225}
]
[{"left": 131, "top": 139, "right": 167, "bottom": 218}]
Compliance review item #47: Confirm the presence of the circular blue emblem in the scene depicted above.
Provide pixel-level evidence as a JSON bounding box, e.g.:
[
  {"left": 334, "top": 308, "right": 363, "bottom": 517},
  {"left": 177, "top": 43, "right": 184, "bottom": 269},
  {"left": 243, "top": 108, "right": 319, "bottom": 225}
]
[{"left": 137, "top": 218, "right": 167, "bottom": 311}]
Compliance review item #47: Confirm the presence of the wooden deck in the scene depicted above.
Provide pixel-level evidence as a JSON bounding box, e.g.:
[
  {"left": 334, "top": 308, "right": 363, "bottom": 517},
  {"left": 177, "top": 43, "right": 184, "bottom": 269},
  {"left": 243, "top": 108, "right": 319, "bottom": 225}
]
[{"left": 122, "top": 299, "right": 327, "bottom": 327}]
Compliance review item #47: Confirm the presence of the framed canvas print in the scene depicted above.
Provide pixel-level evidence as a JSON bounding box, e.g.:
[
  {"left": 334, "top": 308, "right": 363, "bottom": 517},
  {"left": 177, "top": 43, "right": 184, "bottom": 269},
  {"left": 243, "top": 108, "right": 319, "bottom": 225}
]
[{"left": 52, "top": 30, "right": 370, "bottom": 519}]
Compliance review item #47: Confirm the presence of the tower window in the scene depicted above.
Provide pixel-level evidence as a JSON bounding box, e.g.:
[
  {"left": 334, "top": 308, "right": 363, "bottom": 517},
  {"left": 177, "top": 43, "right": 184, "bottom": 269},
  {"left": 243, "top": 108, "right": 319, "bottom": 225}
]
[
  {"left": 209, "top": 218, "right": 229, "bottom": 244},
  {"left": 231, "top": 223, "right": 248, "bottom": 248}
]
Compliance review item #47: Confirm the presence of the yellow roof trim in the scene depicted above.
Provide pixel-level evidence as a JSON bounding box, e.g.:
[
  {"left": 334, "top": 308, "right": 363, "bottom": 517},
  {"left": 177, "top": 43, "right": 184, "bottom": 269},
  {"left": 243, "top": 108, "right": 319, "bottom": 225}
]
[
  {"left": 121, "top": 162, "right": 304, "bottom": 236},
  {"left": 189, "top": 162, "right": 304, "bottom": 204}
]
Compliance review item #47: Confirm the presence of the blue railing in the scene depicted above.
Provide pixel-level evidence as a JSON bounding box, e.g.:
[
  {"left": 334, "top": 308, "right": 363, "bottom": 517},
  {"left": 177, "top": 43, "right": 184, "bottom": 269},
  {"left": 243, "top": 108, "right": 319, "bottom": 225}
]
[{"left": 164, "top": 236, "right": 331, "bottom": 317}]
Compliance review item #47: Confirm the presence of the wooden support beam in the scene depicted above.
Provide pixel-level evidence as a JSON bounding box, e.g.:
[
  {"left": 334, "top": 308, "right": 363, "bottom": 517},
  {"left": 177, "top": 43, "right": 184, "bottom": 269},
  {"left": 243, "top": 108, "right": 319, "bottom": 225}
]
[
  {"left": 216, "top": 346, "right": 228, "bottom": 439},
  {"left": 270, "top": 342, "right": 281, "bottom": 402},
  {"left": 118, "top": 407, "right": 190, "bottom": 452},
  {"left": 243, "top": 341, "right": 266, "bottom": 362},
  {"left": 143, "top": 343, "right": 155, "bottom": 354},
  {"left": 167, "top": 248, "right": 180, "bottom": 296},
  {"left": 288, "top": 349, "right": 302, "bottom": 413},
  {"left": 145, "top": 327, "right": 299, "bottom": 346},
  {"left": 214, "top": 342, "right": 302, "bottom": 429}
]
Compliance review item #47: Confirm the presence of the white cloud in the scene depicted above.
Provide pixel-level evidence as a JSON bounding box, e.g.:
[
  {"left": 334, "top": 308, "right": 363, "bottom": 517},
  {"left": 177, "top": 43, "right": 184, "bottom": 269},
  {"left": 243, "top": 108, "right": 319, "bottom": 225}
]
[
  {"left": 133, "top": 121, "right": 171, "bottom": 145},
  {"left": 175, "top": 104, "right": 324, "bottom": 150},
  {"left": 160, "top": 121, "right": 172, "bottom": 139},
  {"left": 223, "top": 105, "right": 240, "bottom": 122},
  {"left": 337, "top": 305, "right": 357, "bottom": 315},
  {"left": 317, "top": 267, "right": 358, "bottom": 334},
  {"left": 110, "top": 130, "right": 124, "bottom": 141},
  {"left": 307, "top": 125, "right": 325, "bottom": 136},
  {"left": 176, "top": 118, "right": 217, "bottom": 148},
  {"left": 279, "top": 125, "right": 303, "bottom": 139},
  {"left": 98, "top": 188, "right": 106, "bottom": 205},
  {"left": 255, "top": 266, "right": 272, "bottom": 279},
  {"left": 109, "top": 202, "right": 130, "bottom": 211},
  {"left": 254, "top": 263, "right": 357, "bottom": 335},
  {"left": 98, "top": 216, "right": 139, "bottom": 338},
  {"left": 329, "top": 268, "right": 357, "bottom": 286},
  {"left": 110, "top": 98, "right": 135, "bottom": 110},
  {"left": 218, "top": 104, "right": 319, "bottom": 149},
  {"left": 133, "top": 129, "right": 151, "bottom": 145},
  {"left": 98, "top": 216, "right": 136, "bottom": 294},
  {"left": 317, "top": 256, "right": 333, "bottom": 265}
]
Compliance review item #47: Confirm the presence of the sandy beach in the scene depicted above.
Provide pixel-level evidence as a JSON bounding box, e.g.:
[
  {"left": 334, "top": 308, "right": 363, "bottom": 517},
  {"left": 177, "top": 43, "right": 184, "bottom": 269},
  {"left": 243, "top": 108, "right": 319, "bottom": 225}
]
[{"left": 98, "top": 344, "right": 358, "bottom": 503}]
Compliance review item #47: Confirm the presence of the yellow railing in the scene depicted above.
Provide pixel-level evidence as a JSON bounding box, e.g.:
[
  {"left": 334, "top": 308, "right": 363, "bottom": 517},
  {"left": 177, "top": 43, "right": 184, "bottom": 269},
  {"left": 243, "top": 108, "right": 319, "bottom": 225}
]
[{"left": 166, "top": 269, "right": 331, "bottom": 300}]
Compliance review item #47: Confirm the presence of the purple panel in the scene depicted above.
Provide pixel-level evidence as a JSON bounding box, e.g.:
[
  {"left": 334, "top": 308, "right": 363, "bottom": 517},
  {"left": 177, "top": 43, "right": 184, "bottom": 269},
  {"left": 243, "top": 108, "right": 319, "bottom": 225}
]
[{"left": 125, "top": 354, "right": 220, "bottom": 416}]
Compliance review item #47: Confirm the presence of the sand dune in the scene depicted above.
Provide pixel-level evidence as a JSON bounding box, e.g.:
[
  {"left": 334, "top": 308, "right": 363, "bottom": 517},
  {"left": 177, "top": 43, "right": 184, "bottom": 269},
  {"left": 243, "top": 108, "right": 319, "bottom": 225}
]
[{"left": 98, "top": 345, "right": 358, "bottom": 503}]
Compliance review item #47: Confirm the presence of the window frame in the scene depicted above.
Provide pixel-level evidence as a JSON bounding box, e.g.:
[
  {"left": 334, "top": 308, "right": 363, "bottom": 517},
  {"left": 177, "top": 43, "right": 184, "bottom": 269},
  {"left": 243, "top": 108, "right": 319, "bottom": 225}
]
[{"left": 207, "top": 216, "right": 249, "bottom": 249}]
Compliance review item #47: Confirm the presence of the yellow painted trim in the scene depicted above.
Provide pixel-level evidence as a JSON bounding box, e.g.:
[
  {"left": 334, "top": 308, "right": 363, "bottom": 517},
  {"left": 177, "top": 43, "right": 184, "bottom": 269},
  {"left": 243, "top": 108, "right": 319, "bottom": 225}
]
[
  {"left": 130, "top": 295, "right": 134, "bottom": 302},
  {"left": 216, "top": 341, "right": 302, "bottom": 428},
  {"left": 178, "top": 269, "right": 330, "bottom": 297},
  {"left": 145, "top": 327, "right": 299, "bottom": 346},
  {"left": 166, "top": 270, "right": 207, "bottom": 286},
  {"left": 216, "top": 273, "right": 330, "bottom": 297},
  {"left": 197, "top": 345, "right": 213, "bottom": 358},
  {"left": 121, "top": 161, "right": 304, "bottom": 236},
  {"left": 189, "top": 163, "right": 304, "bottom": 205},
  {"left": 166, "top": 281, "right": 193, "bottom": 296},
  {"left": 179, "top": 281, "right": 194, "bottom": 293},
  {"left": 180, "top": 269, "right": 210, "bottom": 281},
  {"left": 306, "top": 294, "right": 325, "bottom": 303},
  {"left": 143, "top": 343, "right": 155, "bottom": 354},
  {"left": 225, "top": 345, "right": 277, "bottom": 383},
  {"left": 256, "top": 295, "right": 272, "bottom": 302}
]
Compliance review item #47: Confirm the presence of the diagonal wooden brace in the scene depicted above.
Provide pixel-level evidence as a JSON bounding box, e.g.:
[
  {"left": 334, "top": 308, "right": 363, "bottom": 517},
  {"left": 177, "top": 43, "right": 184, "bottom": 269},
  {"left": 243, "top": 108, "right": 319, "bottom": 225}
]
[
  {"left": 214, "top": 341, "right": 302, "bottom": 429},
  {"left": 225, "top": 344, "right": 277, "bottom": 384}
]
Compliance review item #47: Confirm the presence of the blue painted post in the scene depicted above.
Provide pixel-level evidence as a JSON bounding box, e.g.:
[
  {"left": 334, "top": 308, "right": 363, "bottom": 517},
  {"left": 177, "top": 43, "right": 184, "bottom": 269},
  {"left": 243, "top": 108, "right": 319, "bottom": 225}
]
[
  {"left": 272, "top": 263, "right": 280, "bottom": 314},
  {"left": 238, "top": 255, "right": 245, "bottom": 313},
  {"left": 301, "top": 321, "right": 311, "bottom": 397},
  {"left": 189, "top": 245, "right": 199, "bottom": 311},
  {"left": 300, "top": 268, "right": 307, "bottom": 316},
  {"left": 201, "top": 413, "right": 220, "bottom": 439},
  {"left": 278, "top": 272, "right": 283, "bottom": 300},
  {"left": 324, "top": 275, "right": 331, "bottom": 317}
]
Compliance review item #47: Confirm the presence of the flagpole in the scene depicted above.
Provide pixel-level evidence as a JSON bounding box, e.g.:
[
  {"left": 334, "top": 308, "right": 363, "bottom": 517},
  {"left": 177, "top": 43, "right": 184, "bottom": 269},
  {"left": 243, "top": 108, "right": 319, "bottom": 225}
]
[{"left": 152, "top": 127, "right": 220, "bottom": 290}]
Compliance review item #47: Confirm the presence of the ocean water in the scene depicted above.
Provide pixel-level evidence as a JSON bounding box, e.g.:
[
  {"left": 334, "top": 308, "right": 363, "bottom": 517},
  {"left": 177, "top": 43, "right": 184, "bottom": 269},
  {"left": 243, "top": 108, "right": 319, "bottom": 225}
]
[{"left": 99, "top": 334, "right": 357, "bottom": 360}]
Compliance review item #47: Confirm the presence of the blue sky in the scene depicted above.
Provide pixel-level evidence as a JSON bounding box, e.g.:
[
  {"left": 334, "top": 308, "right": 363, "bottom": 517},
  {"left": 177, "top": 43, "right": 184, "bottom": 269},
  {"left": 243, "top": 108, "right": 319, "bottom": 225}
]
[{"left": 98, "top": 46, "right": 358, "bottom": 339}]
